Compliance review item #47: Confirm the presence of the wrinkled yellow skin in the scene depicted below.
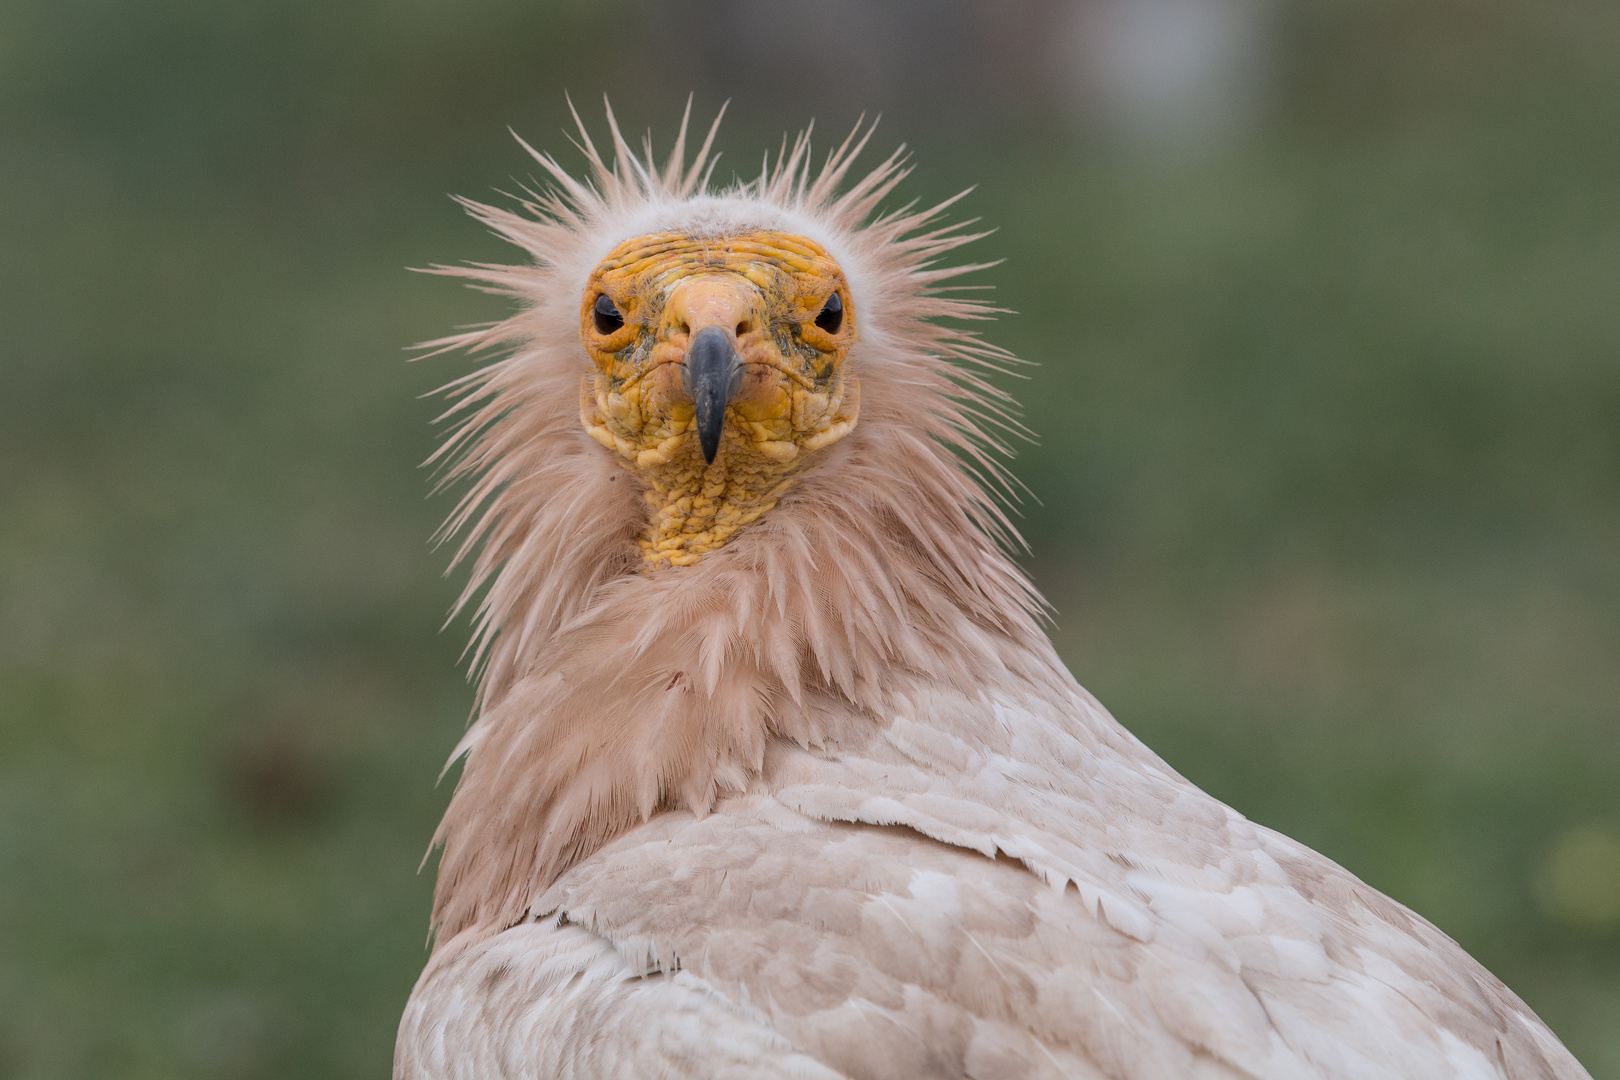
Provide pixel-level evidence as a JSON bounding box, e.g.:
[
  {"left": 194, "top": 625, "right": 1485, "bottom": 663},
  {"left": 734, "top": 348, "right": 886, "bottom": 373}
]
[{"left": 579, "top": 231, "right": 860, "bottom": 567}]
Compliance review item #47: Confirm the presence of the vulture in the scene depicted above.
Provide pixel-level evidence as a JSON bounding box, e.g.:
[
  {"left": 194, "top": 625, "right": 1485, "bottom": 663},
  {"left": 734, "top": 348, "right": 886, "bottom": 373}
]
[{"left": 395, "top": 104, "right": 1591, "bottom": 1080}]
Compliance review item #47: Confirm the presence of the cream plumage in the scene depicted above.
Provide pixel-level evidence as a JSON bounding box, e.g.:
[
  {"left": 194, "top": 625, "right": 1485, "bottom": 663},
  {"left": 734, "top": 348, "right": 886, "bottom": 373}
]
[{"left": 394, "top": 104, "right": 1590, "bottom": 1080}]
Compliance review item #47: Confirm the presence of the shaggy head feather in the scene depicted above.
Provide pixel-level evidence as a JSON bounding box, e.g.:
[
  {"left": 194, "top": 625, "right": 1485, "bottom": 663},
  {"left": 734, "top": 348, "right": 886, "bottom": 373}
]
[{"left": 424, "top": 102, "right": 1063, "bottom": 944}]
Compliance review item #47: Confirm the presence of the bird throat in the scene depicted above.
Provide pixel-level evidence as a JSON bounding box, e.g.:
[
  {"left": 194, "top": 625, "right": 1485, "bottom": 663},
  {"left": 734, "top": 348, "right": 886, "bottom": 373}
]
[
  {"left": 629, "top": 430, "right": 805, "bottom": 567},
  {"left": 581, "top": 362, "right": 859, "bottom": 567}
]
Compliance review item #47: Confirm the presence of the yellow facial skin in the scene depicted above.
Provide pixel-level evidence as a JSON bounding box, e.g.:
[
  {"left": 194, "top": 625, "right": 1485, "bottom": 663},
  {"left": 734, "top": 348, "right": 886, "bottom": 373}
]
[{"left": 579, "top": 230, "right": 860, "bottom": 567}]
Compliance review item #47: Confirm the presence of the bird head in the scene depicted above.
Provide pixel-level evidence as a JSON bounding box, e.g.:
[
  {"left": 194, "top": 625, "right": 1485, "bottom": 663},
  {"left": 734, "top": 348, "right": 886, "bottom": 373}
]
[
  {"left": 578, "top": 229, "right": 861, "bottom": 565},
  {"left": 429, "top": 100, "right": 1042, "bottom": 706}
]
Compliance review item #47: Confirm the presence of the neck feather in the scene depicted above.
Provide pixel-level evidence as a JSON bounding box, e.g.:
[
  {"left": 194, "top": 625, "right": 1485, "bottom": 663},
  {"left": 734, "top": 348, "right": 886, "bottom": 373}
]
[{"left": 427, "top": 411, "right": 1056, "bottom": 943}]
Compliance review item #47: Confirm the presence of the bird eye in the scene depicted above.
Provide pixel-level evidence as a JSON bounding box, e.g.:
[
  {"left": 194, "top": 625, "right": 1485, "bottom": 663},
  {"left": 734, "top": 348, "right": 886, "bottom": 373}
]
[
  {"left": 814, "top": 292, "right": 843, "bottom": 334},
  {"left": 592, "top": 294, "right": 624, "bottom": 334}
]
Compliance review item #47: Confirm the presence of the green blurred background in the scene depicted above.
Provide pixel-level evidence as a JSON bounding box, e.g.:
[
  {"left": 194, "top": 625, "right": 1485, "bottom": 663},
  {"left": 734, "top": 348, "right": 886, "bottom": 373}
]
[{"left": 1, "top": 0, "right": 1617, "bottom": 1075}]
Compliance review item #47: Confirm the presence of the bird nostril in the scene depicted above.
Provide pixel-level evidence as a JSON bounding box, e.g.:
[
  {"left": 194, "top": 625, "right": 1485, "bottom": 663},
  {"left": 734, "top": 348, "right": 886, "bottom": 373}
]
[{"left": 735, "top": 321, "right": 749, "bottom": 337}]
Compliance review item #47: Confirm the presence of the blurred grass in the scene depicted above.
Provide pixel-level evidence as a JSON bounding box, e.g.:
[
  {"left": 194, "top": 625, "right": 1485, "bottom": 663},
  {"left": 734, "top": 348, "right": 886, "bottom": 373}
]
[{"left": 1, "top": 0, "right": 1616, "bottom": 1076}]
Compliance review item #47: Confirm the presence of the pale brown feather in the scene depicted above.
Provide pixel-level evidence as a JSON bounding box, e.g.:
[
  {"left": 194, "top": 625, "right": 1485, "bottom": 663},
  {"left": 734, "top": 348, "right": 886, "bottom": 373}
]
[{"left": 400, "top": 107, "right": 1592, "bottom": 1080}]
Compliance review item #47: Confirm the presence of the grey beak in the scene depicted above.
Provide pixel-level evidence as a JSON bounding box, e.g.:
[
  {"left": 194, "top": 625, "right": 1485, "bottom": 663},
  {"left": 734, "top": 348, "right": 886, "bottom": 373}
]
[{"left": 683, "top": 325, "right": 742, "bottom": 465}]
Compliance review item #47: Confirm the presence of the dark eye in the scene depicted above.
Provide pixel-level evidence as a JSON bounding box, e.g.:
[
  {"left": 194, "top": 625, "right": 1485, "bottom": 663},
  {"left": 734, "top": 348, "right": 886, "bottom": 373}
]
[
  {"left": 592, "top": 294, "right": 624, "bottom": 334},
  {"left": 814, "top": 291, "right": 843, "bottom": 334}
]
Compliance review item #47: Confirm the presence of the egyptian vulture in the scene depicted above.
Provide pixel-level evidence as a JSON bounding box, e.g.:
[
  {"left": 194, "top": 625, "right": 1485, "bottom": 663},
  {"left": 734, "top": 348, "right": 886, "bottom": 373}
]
[{"left": 395, "top": 106, "right": 1590, "bottom": 1080}]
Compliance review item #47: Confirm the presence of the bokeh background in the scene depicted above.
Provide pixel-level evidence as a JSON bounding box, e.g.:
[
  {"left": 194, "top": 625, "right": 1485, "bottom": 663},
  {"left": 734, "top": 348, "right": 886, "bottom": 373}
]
[{"left": 2, "top": 0, "right": 1617, "bottom": 1075}]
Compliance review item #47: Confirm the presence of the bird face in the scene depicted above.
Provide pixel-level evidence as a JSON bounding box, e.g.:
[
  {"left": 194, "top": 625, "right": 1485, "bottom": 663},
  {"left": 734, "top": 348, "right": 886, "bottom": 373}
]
[{"left": 579, "top": 230, "right": 861, "bottom": 566}]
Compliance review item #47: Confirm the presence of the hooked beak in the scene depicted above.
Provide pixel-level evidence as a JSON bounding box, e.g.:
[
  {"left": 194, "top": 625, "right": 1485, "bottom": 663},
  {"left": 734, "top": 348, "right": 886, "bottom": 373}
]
[{"left": 683, "top": 325, "right": 742, "bottom": 465}]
